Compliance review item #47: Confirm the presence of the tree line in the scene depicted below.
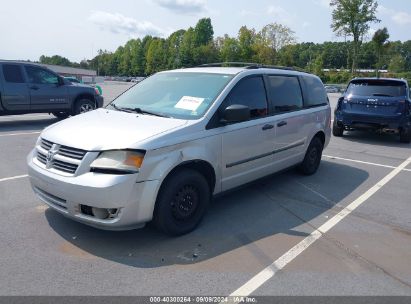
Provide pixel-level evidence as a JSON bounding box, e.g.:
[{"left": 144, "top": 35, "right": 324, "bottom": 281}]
[{"left": 39, "top": 1, "right": 411, "bottom": 84}]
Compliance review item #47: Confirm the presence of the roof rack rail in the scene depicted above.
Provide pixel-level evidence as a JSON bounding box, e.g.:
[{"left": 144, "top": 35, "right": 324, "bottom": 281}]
[
  {"left": 197, "top": 62, "right": 259, "bottom": 68},
  {"left": 196, "top": 62, "right": 297, "bottom": 71}
]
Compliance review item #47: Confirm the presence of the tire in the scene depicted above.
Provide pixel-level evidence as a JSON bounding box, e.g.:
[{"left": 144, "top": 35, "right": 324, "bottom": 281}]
[
  {"left": 299, "top": 136, "right": 324, "bottom": 176},
  {"left": 52, "top": 112, "right": 69, "bottom": 119},
  {"left": 400, "top": 128, "right": 411, "bottom": 143},
  {"left": 332, "top": 120, "right": 344, "bottom": 137},
  {"left": 73, "top": 99, "right": 95, "bottom": 115},
  {"left": 153, "top": 169, "right": 211, "bottom": 236}
]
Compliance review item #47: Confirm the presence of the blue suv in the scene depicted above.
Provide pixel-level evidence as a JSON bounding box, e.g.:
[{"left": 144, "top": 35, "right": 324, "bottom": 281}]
[{"left": 333, "top": 78, "right": 411, "bottom": 143}]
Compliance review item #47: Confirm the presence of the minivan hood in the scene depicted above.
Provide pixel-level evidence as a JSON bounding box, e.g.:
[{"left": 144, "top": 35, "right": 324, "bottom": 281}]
[{"left": 42, "top": 109, "right": 188, "bottom": 151}]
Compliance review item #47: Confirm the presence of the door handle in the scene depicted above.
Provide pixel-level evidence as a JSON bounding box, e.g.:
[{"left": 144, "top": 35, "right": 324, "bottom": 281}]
[
  {"left": 277, "top": 121, "right": 287, "bottom": 127},
  {"left": 262, "top": 124, "right": 274, "bottom": 131},
  {"left": 30, "top": 86, "right": 39, "bottom": 90}
]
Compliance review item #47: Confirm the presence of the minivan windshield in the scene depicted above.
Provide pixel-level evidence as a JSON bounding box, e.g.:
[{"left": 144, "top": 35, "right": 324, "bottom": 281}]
[
  {"left": 109, "top": 72, "right": 234, "bottom": 119},
  {"left": 346, "top": 80, "right": 407, "bottom": 97}
]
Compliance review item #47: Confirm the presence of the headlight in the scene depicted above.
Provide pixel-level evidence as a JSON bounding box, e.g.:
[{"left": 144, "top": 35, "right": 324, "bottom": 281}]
[{"left": 90, "top": 150, "right": 145, "bottom": 174}]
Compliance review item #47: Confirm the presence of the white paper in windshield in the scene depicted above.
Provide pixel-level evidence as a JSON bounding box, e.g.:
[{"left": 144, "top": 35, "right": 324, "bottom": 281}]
[{"left": 175, "top": 96, "right": 204, "bottom": 111}]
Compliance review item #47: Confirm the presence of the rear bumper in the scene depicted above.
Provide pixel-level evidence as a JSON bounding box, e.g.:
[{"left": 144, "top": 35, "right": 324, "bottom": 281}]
[{"left": 335, "top": 112, "right": 410, "bottom": 130}]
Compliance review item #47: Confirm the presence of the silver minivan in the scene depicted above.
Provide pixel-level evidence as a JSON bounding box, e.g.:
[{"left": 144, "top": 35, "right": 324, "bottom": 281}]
[{"left": 27, "top": 65, "right": 331, "bottom": 235}]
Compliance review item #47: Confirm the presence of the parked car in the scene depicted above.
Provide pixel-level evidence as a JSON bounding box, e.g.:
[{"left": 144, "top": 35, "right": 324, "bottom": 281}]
[
  {"left": 333, "top": 78, "right": 411, "bottom": 143},
  {"left": 27, "top": 65, "right": 331, "bottom": 235},
  {"left": 324, "top": 85, "right": 340, "bottom": 93},
  {"left": 0, "top": 61, "right": 103, "bottom": 118}
]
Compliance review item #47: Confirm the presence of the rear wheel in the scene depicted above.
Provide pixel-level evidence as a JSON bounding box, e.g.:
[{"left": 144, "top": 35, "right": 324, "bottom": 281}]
[
  {"left": 52, "top": 112, "right": 69, "bottom": 119},
  {"left": 153, "top": 169, "right": 210, "bottom": 236},
  {"left": 73, "top": 99, "right": 95, "bottom": 115},
  {"left": 400, "top": 128, "right": 411, "bottom": 143},
  {"left": 299, "top": 136, "right": 324, "bottom": 176},
  {"left": 332, "top": 121, "right": 344, "bottom": 137}
]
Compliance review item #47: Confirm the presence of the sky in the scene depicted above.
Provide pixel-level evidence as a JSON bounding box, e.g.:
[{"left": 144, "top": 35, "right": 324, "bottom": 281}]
[{"left": 0, "top": 0, "right": 410, "bottom": 63}]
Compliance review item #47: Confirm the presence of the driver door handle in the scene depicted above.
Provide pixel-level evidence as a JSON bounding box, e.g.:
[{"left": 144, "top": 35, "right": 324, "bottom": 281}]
[
  {"left": 262, "top": 124, "right": 274, "bottom": 131},
  {"left": 277, "top": 121, "right": 287, "bottom": 127},
  {"left": 30, "top": 86, "right": 39, "bottom": 90}
]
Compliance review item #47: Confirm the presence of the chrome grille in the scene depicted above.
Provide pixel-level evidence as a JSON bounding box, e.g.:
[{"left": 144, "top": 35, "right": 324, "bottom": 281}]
[
  {"left": 58, "top": 146, "right": 87, "bottom": 160},
  {"left": 36, "top": 138, "right": 87, "bottom": 175}
]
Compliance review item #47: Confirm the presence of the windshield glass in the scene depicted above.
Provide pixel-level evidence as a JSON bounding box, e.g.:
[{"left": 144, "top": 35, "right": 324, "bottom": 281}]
[
  {"left": 347, "top": 80, "right": 406, "bottom": 97},
  {"left": 110, "top": 72, "right": 234, "bottom": 119}
]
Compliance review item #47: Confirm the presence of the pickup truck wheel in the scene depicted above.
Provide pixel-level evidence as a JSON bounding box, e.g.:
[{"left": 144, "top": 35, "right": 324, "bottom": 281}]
[
  {"left": 52, "top": 112, "right": 69, "bottom": 119},
  {"left": 332, "top": 121, "right": 344, "bottom": 137},
  {"left": 299, "top": 137, "right": 324, "bottom": 176},
  {"left": 74, "top": 99, "right": 95, "bottom": 115},
  {"left": 399, "top": 128, "right": 411, "bottom": 143},
  {"left": 154, "top": 169, "right": 210, "bottom": 236}
]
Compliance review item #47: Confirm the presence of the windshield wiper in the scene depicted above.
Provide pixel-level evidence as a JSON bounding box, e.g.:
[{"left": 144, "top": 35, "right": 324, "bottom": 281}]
[
  {"left": 109, "top": 103, "right": 133, "bottom": 113},
  {"left": 130, "top": 107, "right": 171, "bottom": 118},
  {"left": 110, "top": 104, "right": 170, "bottom": 118}
]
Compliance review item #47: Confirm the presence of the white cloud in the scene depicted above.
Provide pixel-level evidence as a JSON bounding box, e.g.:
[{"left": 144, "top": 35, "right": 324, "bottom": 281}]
[
  {"left": 154, "top": 0, "right": 207, "bottom": 14},
  {"left": 379, "top": 5, "right": 411, "bottom": 26},
  {"left": 267, "top": 5, "right": 296, "bottom": 27},
  {"left": 314, "top": 0, "right": 331, "bottom": 9},
  {"left": 89, "top": 11, "right": 168, "bottom": 37},
  {"left": 302, "top": 22, "right": 311, "bottom": 29},
  {"left": 240, "top": 9, "right": 257, "bottom": 17}
]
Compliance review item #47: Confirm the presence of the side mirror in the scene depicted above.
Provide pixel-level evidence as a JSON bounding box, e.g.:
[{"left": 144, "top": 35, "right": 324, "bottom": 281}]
[
  {"left": 222, "top": 104, "right": 250, "bottom": 123},
  {"left": 57, "top": 76, "right": 65, "bottom": 86}
]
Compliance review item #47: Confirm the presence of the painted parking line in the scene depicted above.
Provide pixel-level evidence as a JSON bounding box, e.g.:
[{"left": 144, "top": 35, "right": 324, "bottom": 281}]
[
  {"left": 0, "top": 114, "right": 51, "bottom": 119},
  {"left": 229, "top": 155, "right": 411, "bottom": 297},
  {"left": 324, "top": 155, "right": 411, "bottom": 172},
  {"left": 0, "top": 174, "right": 28, "bottom": 183},
  {"left": 0, "top": 131, "right": 41, "bottom": 137}
]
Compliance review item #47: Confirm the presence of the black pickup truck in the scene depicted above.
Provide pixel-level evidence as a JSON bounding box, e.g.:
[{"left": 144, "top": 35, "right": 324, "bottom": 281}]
[{"left": 0, "top": 61, "right": 103, "bottom": 118}]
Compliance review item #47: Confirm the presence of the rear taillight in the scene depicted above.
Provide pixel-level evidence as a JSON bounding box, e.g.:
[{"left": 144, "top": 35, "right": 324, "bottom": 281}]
[{"left": 94, "top": 88, "right": 100, "bottom": 95}]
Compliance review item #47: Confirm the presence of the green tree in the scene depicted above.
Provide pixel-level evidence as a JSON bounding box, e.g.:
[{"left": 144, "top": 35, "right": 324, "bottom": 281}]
[
  {"left": 331, "top": 0, "right": 380, "bottom": 74},
  {"left": 180, "top": 27, "right": 196, "bottom": 67},
  {"left": 238, "top": 26, "right": 256, "bottom": 62},
  {"left": 259, "top": 23, "right": 296, "bottom": 52},
  {"left": 216, "top": 35, "right": 241, "bottom": 62},
  {"left": 39, "top": 55, "right": 73, "bottom": 67},
  {"left": 193, "top": 18, "right": 214, "bottom": 47},
  {"left": 166, "top": 30, "right": 186, "bottom": 69},
  {"left": 145, "top": 38, "right": 166, "bottom": 75},
  {"left": 389, "top": 54, "right": 406, "bottom": 72},
  {"left": 372, "top": 27, "right": 390, "bottom": 75}
]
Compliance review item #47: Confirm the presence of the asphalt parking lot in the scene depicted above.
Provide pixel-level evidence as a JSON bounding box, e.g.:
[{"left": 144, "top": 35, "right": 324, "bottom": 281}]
[{"left": 0, "top": 86, "right": 411, "bottom": 296}]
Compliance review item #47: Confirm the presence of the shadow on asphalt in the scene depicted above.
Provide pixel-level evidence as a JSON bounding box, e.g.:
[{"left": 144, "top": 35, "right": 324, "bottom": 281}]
[
  {"left": 45, "top": 160, "right": 369, "bottom": 268},
  {"left": 341, "top": 130, "right": 411, "bottom": 147},
  {"left": 0, "top": 117, "right": 59, "bottom": 133}
]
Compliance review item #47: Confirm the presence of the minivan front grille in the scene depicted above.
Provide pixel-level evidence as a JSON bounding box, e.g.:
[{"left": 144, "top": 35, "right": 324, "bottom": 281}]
[{"left": 36, "top": 138, "right": 87, "bottom": 175}]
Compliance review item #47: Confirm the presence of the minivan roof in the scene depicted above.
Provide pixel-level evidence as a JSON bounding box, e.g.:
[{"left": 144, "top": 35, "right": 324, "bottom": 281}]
[{"left": 162, "top": 66, "right": 310, "bottom": 76}]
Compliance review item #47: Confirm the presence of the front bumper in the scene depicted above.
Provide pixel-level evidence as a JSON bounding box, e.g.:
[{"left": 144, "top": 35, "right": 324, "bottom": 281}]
[
  {"left": 27, "top": 149, "right": 160, "bottom": 231},
  {"left": 95, "top": 95, "right": 104, "bottom": 108}
]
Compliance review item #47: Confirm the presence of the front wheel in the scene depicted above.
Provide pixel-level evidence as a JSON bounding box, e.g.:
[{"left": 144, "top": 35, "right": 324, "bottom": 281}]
[
  {"left": 332, "top": 121, "right": 344, "bottom": 137},
  {"left": 153, "top": 169, "right": 210, "bottom": 236},
  {"left": 299, "top": 137, "right": 324, "bottom": 176},
  {"left": 73, "top": 99, "right": 95, "bottom": 115},
  {"left": 52, "top": 112, "right": 69, "bottom": 119}
]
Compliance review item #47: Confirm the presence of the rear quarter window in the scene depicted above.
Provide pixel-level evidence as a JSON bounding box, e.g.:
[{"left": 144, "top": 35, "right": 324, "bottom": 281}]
[
  {"left": 302, "top": 76, "right": 328, "bottom": 107},
  {"left": 267, "top": 75, "right": 303, "bottom": 113},
  {"left": 2, "top": 64, "right": 25, "bottom": 83}
]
